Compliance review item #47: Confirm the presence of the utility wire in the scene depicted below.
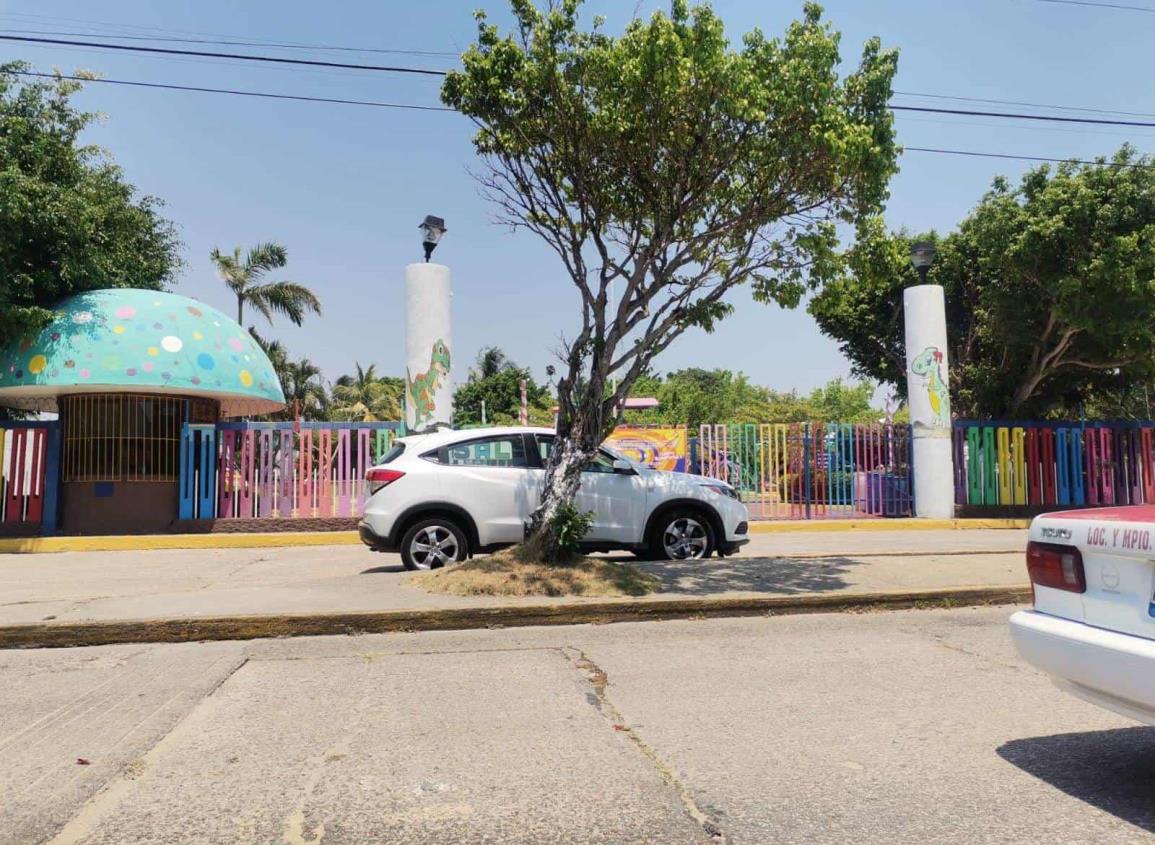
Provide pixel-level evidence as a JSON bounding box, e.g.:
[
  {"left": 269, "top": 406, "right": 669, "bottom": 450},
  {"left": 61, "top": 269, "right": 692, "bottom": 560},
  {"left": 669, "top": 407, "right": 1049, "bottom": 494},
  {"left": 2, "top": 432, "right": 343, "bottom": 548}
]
[
  {"left": 892, "top": 104, "right": 1155, "bottom": 128},
  {"left": 12, "top": 73, "right": 1155, "bottom": 168},
  {"left": 1032, "top": 0, "right": 1155, "bottom": 11},
  {"left": 895, "top": 90, "right": 1155, "bottom": 120},
  {"left": 12, "top": 70, "right": 457, "bottom": 111},
  {"left": 0, "top": 28, "right": 460, "bottom": 57},
  {"left": 0, "top": 34, "right": 450, "bottom": 76},
  {"left": 904, "top": 146, "right": 1152, "bottom": 168}
]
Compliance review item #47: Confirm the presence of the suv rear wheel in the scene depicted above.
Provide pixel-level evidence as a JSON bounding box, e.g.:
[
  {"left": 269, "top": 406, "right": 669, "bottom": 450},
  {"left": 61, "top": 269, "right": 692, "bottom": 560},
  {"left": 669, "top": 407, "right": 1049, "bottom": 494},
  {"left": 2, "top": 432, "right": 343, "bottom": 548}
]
[
  {"left": 400, "top": 517, "right": 469, "bottom": 571},
  {"left": 648, "top": 509, "right": 715, "bottom": 561}
]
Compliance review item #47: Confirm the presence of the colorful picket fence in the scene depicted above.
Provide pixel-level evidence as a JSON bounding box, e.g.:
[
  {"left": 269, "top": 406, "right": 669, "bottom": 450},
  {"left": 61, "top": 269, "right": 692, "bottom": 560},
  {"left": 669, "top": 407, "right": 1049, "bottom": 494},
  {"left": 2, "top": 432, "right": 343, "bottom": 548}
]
[
  {"left": 178, "top": 422, "right": 401, "bottom": 520},
  {"left": 697, "top": 423, "right": 913, "bottom": 519},
  {"left": 953, "top": 420, "right": 1155, "bottom": 508},
  {"left": 0, "top": 420, "right": 60, "bottom": 533}
]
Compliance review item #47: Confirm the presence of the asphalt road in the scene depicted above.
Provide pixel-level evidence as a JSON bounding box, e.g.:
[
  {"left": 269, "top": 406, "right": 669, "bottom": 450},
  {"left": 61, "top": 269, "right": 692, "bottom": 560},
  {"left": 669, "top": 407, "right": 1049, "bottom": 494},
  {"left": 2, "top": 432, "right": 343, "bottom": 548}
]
[{"left": 3, "top": 604, "right": 1152, "bottom": 844}]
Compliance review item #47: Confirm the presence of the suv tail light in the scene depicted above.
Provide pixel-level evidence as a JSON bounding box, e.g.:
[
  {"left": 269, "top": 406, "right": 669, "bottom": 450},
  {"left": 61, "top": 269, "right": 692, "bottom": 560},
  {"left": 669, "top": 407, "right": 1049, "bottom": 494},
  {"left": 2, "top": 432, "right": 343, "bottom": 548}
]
[
  {"left": 1026, "top": 541, "right": 1085, "bottom": 593},
  {"left": 366, "top": 468, "right": 405, "bottom": 494}
]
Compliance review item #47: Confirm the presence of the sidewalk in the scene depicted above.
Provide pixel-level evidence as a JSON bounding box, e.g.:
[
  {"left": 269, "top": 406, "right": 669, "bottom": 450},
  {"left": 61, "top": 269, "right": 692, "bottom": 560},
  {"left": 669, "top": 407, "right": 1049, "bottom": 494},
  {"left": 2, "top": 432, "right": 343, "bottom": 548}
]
[{"left": 0, "top": 529, "right": 1028, "bottom": 636}]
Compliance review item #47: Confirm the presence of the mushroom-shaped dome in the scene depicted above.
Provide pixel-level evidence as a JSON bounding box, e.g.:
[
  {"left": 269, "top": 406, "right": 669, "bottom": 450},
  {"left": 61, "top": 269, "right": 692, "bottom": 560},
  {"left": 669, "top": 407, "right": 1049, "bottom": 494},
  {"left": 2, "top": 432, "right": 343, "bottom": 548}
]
[{"left": 0, "top": 289, "right": 285, "bottom": 417}]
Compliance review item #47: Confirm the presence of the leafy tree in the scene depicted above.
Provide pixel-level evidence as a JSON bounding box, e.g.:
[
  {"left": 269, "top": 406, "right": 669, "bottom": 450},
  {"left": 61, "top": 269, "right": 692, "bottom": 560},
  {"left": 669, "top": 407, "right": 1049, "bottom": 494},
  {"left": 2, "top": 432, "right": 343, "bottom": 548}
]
[
  {"left": 625, "top": 370, "right": 881, "bottom": 427},
  {"left": 330, "top": 363, "right": 403, "bottom": 421},
  {"left": 811, "top": 146, "right": 1155, "bottom": 418},
  {"left": 444, "top": 0, "right": 898, "bottom": 558},
  {"left": 209, "top": 242, "right": 321, "bottom": 327},
  {"left": 0, "top": 63, "right": 180, "bottom": 343},
  {"left": 453, "top": 347, "right": 553, "bottom": 426},
  {"left": 805, "top": 378, "right": 879, "bottom": 423}
]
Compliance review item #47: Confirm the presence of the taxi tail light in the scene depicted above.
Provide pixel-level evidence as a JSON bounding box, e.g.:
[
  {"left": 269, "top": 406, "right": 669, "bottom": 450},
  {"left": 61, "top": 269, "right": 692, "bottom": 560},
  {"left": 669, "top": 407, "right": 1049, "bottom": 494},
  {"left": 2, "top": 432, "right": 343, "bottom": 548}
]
[
  {"left": 366, "top": 468, "right": 405, "bottom": 494},
  {"left": 1026, "top": 541, "right": 1086, "bottom": 594}
]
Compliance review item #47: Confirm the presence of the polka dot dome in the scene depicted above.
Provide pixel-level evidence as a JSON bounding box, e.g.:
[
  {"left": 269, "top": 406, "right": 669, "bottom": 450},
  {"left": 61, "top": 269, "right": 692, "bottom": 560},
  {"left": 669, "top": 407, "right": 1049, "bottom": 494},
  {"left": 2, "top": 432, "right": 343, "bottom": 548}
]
[{"left": 0, "top": 289, "right": 286, "bottom": 416}]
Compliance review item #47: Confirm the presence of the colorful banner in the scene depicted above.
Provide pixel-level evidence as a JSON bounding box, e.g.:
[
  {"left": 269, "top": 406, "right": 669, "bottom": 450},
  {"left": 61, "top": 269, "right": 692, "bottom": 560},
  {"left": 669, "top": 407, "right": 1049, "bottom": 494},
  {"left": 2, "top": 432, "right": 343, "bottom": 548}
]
[{"left": 606, "top": 426, "right": 688, "bottom": 472}]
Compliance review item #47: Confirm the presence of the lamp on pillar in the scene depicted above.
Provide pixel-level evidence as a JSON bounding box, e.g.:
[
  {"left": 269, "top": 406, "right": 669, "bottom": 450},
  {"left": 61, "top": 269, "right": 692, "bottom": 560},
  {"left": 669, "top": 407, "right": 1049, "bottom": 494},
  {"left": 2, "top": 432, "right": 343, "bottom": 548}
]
[
  {"left": 904, "top": 238, "right": 953, "bottom": 520},
  {"left": 405, "top": 215, "right": 453, "bottom": 432},
  {"left": 910, "top": 240, "right": 936, "bottom": 284},
  {"left": 419, "top": 215, "right": 447, "bottom": 262}
]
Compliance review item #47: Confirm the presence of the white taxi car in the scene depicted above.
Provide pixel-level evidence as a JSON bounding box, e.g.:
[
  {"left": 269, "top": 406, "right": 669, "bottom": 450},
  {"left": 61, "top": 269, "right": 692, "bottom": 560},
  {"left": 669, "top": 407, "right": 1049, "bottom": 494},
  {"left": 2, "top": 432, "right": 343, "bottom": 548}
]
[
  {"left": 1010, "top": 505, "right": 1155, "bottom": 724},
  {"left": 357, "top": 426, "right": 750, "bottom": 569}
]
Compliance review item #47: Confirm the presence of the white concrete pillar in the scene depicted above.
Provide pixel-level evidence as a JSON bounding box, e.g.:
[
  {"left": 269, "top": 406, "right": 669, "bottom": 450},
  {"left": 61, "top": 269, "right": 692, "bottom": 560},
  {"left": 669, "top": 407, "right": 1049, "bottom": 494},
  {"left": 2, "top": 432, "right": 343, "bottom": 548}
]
[
  {"left": 904, "top": 284, "right": 954, "bottom": 519},
  {"left": 404, "top": 262, "right": 453, "bottom": 432}
]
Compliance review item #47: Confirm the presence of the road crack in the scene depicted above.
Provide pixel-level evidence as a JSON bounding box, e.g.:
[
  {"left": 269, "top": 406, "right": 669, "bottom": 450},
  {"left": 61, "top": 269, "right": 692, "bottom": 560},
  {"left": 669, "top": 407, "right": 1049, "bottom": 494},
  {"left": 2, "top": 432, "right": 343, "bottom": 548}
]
[{"left": 559, "top": 646, "right": 725, "bottom": 843}]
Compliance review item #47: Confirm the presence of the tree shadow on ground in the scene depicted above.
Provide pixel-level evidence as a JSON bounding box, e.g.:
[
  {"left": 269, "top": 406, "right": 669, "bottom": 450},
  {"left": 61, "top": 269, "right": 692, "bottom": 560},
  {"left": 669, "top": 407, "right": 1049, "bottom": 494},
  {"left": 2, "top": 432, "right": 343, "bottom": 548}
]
[
  {"left": 634, "top": 555, "right": 864, "bottom": 596},
  {"left": 998, "top": 726, "right": 1155, "bottom": 833}
]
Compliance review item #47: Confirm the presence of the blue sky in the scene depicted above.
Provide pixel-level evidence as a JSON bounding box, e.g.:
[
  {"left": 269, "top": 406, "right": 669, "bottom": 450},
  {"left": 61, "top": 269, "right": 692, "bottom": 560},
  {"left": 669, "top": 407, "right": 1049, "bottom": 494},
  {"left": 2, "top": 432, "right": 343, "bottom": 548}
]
[{"left": 4, "top": 0, "right": 1153, "bottom": 393}]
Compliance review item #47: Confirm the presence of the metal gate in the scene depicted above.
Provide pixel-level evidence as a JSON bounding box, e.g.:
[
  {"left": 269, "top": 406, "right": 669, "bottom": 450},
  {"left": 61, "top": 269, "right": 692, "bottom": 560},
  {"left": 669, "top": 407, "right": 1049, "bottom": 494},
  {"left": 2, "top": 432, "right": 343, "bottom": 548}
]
[
  {"left": 698, "top": 423, "right": 912, "bottom": 519},
  {"left": 0, "top": 420, "right": 60, "bottom": 534}
]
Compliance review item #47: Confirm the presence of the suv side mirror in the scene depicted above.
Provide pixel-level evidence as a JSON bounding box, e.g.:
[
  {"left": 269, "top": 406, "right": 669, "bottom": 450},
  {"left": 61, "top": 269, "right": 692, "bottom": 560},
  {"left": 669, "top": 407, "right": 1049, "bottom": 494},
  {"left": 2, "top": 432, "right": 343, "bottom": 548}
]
[{"left": 612, "top": 458, "right": 636, "bottom": 475}]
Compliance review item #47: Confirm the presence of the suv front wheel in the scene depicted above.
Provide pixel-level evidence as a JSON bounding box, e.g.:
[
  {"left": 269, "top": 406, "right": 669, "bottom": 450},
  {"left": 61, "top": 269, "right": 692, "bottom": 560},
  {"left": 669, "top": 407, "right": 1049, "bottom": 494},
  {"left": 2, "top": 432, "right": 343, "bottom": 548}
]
[
  {"left": 648, "top": 509, "right": 715, "bottom": 561},
  {"left": 400, "top": 517, "right": 469, "bottom": 570}
]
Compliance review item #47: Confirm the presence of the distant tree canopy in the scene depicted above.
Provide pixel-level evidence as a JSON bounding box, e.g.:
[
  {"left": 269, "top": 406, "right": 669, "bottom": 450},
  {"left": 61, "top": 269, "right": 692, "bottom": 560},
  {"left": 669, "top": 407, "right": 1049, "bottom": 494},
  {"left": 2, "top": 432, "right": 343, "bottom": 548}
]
[
  {"left": 0, "top": 64, "right": 181, "bottom": 343},
  {"left": 810, "top": 145, "right": 1155, "bottom": 419},
  {"left": 330, "top": 363, "right": 403, "bottom": 422},
  {"left": 453, "top": 347, "right": 554, "bottom": 427},
  {"left": 624, "top": 368, "right": 883, "bottom": 429}
]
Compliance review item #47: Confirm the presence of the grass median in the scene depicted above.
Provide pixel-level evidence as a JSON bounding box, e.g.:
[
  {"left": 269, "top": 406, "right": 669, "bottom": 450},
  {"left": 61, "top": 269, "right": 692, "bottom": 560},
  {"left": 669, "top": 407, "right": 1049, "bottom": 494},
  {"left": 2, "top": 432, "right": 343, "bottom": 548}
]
[{"left": 409, "top": 548, "right": 662, "bottom": 598}]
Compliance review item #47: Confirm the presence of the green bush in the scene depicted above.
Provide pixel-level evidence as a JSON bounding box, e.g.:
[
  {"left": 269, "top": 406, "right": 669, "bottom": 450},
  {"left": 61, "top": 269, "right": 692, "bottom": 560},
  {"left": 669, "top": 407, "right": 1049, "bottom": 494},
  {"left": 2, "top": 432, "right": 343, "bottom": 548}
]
[{"left": 550, "top": 503, "right": 594, "bottom": 555}]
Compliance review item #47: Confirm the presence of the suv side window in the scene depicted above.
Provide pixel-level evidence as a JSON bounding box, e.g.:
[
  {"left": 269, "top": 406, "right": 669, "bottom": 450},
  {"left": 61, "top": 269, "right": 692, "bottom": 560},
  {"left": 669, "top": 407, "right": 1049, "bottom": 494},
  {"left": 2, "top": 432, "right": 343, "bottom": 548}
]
[
  {"left": 443, "top": 435, "right": 528, "bottom": 468},
  {"left": 534, "top": 434, "right": 617, "bottom": 473}
]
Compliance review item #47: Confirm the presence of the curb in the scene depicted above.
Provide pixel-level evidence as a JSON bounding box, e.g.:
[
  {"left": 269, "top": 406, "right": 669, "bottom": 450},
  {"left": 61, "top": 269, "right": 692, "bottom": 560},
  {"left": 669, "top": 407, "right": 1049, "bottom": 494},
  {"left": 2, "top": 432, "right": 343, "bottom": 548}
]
[
  {"left": 748, "top": 518, "right": 1029, "bottom": 533},
  {"left": 0, "top": 532, "right": 362, "bottom": 554},
  {"left": 0, "top": 518, "right": 1029, "bottom": 554},
  {"left": 0, "top": 585, "right": 1032, "bottom": 650}
]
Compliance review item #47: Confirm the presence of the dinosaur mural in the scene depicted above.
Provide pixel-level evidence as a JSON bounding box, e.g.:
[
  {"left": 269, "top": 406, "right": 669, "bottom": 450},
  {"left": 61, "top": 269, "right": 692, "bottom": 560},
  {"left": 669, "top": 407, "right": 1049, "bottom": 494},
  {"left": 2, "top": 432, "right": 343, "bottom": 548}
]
[
  {"left": 407, "top": 339, "right": 451, "bottom": 429},
  {"left": 910, "top": 346, "right": 950, "bottom": 428}
]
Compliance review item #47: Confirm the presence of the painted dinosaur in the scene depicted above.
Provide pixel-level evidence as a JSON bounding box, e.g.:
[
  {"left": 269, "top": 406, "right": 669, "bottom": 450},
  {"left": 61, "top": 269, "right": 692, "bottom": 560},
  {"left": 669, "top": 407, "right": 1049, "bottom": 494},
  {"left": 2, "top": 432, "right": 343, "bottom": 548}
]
[
  {"left": 407, "top": 339, "right": 451, "bottom": 429},
  {"left": 910, "top": 346, "right": 950, "bottom": 427}
]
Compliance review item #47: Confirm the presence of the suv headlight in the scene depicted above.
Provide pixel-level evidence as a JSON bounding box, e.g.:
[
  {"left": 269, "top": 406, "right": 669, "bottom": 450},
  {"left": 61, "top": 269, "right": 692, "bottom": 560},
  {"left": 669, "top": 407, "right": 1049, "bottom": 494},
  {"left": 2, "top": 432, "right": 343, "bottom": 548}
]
[{"left": 699, "top": 483, "right": 739, "bottom": 500}]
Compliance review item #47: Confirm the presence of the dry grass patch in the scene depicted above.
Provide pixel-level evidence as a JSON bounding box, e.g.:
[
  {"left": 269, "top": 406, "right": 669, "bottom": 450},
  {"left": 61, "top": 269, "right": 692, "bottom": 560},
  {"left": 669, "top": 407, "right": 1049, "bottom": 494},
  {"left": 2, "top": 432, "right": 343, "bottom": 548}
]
[{"left": 409, "top": 546, "right": 662, "bottom": 598}]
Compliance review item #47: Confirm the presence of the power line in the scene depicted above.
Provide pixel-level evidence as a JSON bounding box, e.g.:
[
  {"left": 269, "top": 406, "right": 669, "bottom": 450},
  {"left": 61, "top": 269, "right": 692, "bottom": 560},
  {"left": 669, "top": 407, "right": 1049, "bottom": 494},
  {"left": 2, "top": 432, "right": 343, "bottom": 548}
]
[
  {"left": 12, "top": 72, "right": 1155, "bottom": 168},
  {"left": 12, "top": 70, "right": 457, "bottom": 112},
  {"left": 1032, "top": 0, "right": 1155, "bottom": 11},
  {"left": 0, "top": 28, "right": 459, "bottom": 57},
  {"left": 904, "top": 146, "right": 1152, "bottom": 168},
  {"left": 0, "top": 34, "right": 450, "bottom": 76},
  {"left": 892, "top": 104, "right": 1155, "bottom": 128},
  {"left": 895, "top": 90, "right": 1155, "bottom": 120}
]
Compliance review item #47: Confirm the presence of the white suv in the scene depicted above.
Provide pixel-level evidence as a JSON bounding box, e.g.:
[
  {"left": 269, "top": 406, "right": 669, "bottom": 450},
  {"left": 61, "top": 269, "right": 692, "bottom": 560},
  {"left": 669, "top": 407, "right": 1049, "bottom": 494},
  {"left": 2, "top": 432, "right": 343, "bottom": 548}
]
[{"left": 358, "top": 426, "right": 750, "bottom": 570}]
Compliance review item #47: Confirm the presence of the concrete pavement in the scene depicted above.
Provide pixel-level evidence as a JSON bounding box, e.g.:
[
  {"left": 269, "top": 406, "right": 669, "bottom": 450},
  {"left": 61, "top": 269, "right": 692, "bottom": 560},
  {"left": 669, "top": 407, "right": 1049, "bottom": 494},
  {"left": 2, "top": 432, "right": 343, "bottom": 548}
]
[
  {"left": 0, "top": 529, "right": 1028, "bottom": 628},
  {"left": 4, "top": 606, "right": 1153, "bottom": 843}
]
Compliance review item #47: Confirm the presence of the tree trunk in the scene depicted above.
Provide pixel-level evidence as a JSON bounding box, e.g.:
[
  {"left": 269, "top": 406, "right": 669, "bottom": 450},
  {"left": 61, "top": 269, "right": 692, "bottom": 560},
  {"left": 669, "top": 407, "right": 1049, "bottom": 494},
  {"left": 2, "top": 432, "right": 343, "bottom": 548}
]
[
  {"left": 237, "top": 296, "right": 244, "bottom": 326},
  {"left": 524, "top": 428, "right": 598, "bottom": 563}
]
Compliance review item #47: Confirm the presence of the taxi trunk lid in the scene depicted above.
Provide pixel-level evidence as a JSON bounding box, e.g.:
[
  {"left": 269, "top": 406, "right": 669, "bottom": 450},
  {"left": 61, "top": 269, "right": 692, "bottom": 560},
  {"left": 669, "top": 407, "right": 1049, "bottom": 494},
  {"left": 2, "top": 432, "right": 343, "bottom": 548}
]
[{"left": 1032, "top": 506, "right": 1155, "bottom": 641}]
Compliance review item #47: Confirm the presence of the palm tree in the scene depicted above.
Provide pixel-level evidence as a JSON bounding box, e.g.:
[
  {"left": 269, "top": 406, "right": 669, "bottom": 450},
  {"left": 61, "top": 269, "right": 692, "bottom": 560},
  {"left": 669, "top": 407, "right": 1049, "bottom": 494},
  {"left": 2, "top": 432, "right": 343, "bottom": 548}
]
[
  {"left": 331, "top": 363, "right": 403, "bottom": 421},
  {"left": 476, "top": 346, "right": 510, "bottom": 379},
  {"left": 210, "top": 242, "right": 321, "bottom": 326},
  {"left": 284, "top": 358, "right": 329, "bottom": 420},
  {"left": 249, "top": 328, "right": 328, "bottom": 420}
]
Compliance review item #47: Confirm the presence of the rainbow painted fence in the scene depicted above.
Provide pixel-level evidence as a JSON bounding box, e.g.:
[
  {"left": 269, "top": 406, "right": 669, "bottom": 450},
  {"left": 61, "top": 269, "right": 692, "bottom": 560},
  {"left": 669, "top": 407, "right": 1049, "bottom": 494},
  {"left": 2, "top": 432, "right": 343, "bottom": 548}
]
[
  {"left": 953, "top": 420, "right": 1155, "bottom": 508},
  {"left": 697, "top": 423, "right": 913, "bottom": 519},
  {"left": 178, "top": 421, "right": 401, "bottom": 520}
]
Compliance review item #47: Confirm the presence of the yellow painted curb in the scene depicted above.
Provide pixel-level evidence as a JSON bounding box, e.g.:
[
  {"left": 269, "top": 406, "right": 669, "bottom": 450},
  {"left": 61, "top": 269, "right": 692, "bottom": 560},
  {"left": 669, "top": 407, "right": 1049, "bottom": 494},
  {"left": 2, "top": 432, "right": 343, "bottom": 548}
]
[
  {"left": 747, "top": 518, "right": 1029, "bottom": 533},
  {"left": 0, "top": 531, "right": 361, "bottom": 554},
  {"left": 0, "top": 518, "right": 1030, "bottom": 553}
]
